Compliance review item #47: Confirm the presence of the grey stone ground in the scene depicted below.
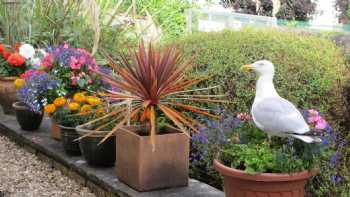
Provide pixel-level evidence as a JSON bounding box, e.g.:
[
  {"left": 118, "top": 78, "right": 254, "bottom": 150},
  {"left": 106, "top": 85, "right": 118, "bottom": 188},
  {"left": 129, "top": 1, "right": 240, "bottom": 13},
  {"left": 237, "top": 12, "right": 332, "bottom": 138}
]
[{"left": 0, "top": 135, "right": 95, "bottom": 197}]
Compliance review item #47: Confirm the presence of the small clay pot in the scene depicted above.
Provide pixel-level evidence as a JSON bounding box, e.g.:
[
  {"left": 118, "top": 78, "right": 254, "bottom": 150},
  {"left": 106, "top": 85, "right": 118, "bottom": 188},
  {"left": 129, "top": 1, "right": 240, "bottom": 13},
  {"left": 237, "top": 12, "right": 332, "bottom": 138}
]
[
  {"left": 59, "top": 125, "right": 81, "bottom": 156},
  {"left": 13, "top": 101, "right": 43, "bottom": 131},
  {"left": 51, "top": 118, "right": 61, "bottom": 140},
  {"left": 0, "top": 77, "right": 17, "bottom": 114},
  {"left": 213, "top": 159, "right": 317, "bottom": 197},
  {"left": 77, "top": 129, "right": 116, "bottom": 167}
]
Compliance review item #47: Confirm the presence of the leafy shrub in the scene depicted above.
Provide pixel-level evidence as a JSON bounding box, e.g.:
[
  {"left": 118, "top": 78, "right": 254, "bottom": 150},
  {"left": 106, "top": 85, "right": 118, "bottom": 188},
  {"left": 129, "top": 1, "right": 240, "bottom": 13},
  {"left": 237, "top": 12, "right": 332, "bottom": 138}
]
[{"left": 174, "top": 28, "right": 350, "bottom": 196}]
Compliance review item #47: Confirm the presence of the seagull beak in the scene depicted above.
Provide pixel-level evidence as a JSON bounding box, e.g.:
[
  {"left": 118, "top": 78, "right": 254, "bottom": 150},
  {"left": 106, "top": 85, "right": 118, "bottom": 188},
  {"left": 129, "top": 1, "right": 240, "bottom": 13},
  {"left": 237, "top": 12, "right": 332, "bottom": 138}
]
[{"left": 241, "top": 64, "right": 253, "bottom": 72}]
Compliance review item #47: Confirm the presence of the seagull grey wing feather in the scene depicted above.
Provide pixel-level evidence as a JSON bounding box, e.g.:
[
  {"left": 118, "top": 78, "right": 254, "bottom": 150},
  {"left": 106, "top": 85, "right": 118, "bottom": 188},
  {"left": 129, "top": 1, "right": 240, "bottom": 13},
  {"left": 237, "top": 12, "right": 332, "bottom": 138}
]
[{"left": 252, "top": 97, "right": 309, "bottom": 134}]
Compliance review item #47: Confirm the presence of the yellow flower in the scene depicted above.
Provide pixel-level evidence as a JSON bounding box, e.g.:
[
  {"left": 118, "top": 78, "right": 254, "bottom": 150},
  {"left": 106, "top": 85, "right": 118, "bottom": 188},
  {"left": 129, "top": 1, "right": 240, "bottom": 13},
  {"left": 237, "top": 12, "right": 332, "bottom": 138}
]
[
  {"left": 68, "top": 102, "right": 80, "bottom": 111},
  {"left": 80, "top": 104, "right": 91, "bottom": 113},
  {"left": 53, "top": 97, "right": 66, "bottom": 107},
  {"left": 14, "top": 78, "right": 25, "bottom": 89},
  {"left": 44, "top": 104, "right": 56, "bottom": 114},
  {"left": 73, "top": 93, "right": 86, "bottom": 103},
  {"left": 87, "top": 97, "right": 102, "bottom": 106}
]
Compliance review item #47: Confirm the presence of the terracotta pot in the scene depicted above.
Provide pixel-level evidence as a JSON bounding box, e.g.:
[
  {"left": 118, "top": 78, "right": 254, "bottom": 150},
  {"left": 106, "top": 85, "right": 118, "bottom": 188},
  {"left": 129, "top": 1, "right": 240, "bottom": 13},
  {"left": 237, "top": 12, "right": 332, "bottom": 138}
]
[
  {"left": 116, "top": 126, "right": 189, "bottom": 191},
  {"left": 76, "top": 129, "right": 116, "bottom": 167},
  {"left": 12, "top": 102, "right": 43, "bottom": 131},
  {"left": 51, "top": 118, "right": 61, "bottom": 140},
  {"left": 59, "top": 125, "right": 81, "bottom": 156},
  {"left": 0, "top": 77, "right": 17, "bottom": 114},
  {"left": 213, "top": 159, "right": 317, "bottom": 197}
]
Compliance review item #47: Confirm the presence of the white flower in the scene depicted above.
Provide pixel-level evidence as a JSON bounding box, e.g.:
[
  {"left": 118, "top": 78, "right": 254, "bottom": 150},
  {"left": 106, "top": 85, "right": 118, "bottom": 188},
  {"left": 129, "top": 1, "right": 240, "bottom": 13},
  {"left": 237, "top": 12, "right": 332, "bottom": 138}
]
[{"left": 19, "top": 44, "right": 35, "bottom": 59}]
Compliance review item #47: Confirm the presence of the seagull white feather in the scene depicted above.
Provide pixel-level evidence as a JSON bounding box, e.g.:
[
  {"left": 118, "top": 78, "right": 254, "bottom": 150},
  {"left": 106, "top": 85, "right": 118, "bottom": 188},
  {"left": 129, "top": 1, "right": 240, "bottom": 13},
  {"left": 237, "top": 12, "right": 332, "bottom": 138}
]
[{"left": 242, "top": 60, "right": 321, "bottom": 143}]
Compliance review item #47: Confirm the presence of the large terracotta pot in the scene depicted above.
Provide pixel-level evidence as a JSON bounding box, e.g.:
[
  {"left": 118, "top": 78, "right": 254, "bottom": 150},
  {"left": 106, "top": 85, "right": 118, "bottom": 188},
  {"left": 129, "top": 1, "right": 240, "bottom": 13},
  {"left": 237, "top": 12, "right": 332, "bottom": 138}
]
[
  {"left": 51, "top": 118, "right": 61, "bottom": 140},
  {"left": 213, "top": 159, "right": 316, "bottom": 197},
  {"left": 116, "top": 126, "right": 189, "bottom": 191},
  {"left": 0, "top": 77, "right": 17, "bottom": 114},
  {"left": 13, "top": 102, "right": 43, "bottom": 131}
]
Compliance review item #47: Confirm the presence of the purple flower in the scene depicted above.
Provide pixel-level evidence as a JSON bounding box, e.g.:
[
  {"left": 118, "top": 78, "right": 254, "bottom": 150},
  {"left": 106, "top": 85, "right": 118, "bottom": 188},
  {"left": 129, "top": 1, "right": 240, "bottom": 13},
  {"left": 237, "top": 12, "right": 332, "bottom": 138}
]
[
  {"left": 329, "top": 152, "right": 339, "bottom": 167},
  {"left": 17, "top": 73, "right": 59, "bottom": 112},
  {"left": 330, "top": 175, "right": 341, "bottom": 184}
]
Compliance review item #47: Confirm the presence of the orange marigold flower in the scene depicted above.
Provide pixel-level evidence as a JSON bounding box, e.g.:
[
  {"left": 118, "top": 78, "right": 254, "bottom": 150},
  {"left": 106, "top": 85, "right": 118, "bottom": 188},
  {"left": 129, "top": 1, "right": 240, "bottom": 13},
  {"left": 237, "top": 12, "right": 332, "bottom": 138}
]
[
  {"left": 7, "top": 53, "right": 25, "bottom": 66},
  {"left": 68, "top": 102, "right": 80, "bottom": 111},
  {"left": 73, "top": 92, "right": 86, "bottom": 103},
  {"left": 87, "top": 97, "right": 102, "bottom": 106},
  {"left": 53, "top": 97, "right": 66, "bottom": 107},
  {"left": 80, "top": 104, "right": 91, "bottom": 113},
  {"left": 44, "top": 104, "right": 56, "bottom": 114}
]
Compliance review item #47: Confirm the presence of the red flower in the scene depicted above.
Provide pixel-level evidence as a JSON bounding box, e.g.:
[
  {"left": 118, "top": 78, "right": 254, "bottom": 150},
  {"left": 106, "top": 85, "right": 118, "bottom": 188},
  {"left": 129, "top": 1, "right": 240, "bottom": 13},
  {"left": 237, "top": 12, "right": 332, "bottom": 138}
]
[
  {"left": 2, "top": 51, "right": 11, "bottom": 60},
  {"left": 7, "top": 53, "right": 26, "bottom": 66},
  {"left": 0, "top": 44, "right": 5, "bottom": 55}
]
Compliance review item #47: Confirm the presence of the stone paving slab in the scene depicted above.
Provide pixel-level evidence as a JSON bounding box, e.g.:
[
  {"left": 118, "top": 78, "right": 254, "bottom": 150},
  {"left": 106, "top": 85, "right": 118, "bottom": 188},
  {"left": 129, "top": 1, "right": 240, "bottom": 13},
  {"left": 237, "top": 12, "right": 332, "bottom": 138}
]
[{"left": 0, "top": 113, "right": 224, "bottom": 197}]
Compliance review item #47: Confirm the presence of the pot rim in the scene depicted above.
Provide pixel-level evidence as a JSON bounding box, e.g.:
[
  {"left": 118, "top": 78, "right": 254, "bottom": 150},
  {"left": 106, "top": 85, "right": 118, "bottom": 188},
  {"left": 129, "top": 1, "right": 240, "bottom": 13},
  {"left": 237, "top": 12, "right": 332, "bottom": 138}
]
[
  {"left": 213, "top": 159, "right": 317, "bottom": 182},
  {"left": 0, "top": 76, "right": 17, "bottom": 81},
  {"left": 76, "top": 126, "right": 113, "bottom": 137},
  {"left": 121, "top": 125, "right": 184, "bottom": 138},
  {"left": 12, "top": 101, "right": 27, "bottom": 110}
]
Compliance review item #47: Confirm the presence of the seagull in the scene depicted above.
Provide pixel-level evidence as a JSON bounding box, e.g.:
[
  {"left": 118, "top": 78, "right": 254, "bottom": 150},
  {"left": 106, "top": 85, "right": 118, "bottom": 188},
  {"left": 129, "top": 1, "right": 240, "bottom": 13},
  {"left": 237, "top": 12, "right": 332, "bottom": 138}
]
[{"left": 241, "top": 60, "right": 321, "bottom": 143}]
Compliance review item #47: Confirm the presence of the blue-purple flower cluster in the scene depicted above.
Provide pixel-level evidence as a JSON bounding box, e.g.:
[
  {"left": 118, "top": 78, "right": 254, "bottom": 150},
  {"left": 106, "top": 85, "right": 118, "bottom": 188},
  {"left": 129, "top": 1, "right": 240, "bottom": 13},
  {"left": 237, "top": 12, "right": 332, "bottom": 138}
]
[
  {"left": 48, "top": 44, "right": 98, "bottom": 71},
  {"left": 17, "top": 73, "right": 59, "bottom": 113}
]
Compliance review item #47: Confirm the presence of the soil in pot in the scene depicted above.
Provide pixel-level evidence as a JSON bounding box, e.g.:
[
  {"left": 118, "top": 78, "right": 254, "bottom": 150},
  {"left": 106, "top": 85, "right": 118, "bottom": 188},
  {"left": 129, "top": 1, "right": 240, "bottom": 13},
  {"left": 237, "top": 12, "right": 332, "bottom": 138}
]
[
  {"left": 77, "top": 130, "right": 116, "bottom": 167},
  {"left": 0, "top": 77, "right": 17, "bottom": 114},
  {"left": 213, "top": 159, "right": 316, "bottom": 197},
  {"left": 59, "top": 125, "right": 81, "bottom": 156},
  {"left": 116, "top": 126, "right": 189, "bottom": 192},
  {"left": 13, "top": 102, "right": 43, "bottom": 131}
]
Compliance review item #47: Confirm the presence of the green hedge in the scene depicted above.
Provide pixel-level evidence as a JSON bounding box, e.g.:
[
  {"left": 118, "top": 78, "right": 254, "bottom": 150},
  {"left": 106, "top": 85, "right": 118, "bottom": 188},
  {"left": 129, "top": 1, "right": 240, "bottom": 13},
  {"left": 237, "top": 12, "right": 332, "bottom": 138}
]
[
  {"left": 175, "top": 28, "right": 349, "bottom": 126},
  {"left": 174, "top": 28, "right": 350, "bottom": 196}
]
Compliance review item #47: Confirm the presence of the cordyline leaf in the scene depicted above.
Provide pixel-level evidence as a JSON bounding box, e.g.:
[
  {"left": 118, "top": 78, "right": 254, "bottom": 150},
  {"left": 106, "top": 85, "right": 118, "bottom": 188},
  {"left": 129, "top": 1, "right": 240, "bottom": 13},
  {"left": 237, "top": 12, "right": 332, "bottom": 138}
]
[
  {"left": 150, "top": 106, "right": 156, "bottom": 152},
  {"left": 170, "top": 102, "right": 221, "bottom": 119},
  {"left": 99, "top": 107, "right": 141, "bottom": 144},
  {"left": 159, "top": 104, "right": 190, "bottom": 138}
]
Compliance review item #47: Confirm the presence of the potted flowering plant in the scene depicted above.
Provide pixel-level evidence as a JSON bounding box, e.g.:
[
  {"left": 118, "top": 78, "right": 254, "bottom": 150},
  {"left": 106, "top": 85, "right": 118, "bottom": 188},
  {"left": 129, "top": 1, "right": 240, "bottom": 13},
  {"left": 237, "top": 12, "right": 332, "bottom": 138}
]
[
  {"left": 45, "top": 93, "right": 109, "bottom": 158},
  {"left": 13, "top": 71, "right": 59, "bottom": 131},
  {"left": 0, "top": 43, "right": 34, "bottom": 113},
  {"left": 44, "top": 44, "right": 103, "bottom": 139},
  {"left": 81, "top": 41, "right": 226, "bottom": 191},
  {"left": 210, "top": 110, "right": 335, "bottom": 197}
]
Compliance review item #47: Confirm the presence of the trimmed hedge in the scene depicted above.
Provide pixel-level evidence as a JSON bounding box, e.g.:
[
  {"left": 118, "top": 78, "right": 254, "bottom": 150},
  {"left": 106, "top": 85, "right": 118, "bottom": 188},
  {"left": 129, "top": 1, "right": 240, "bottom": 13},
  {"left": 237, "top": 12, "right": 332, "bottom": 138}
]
[{"left": 173, "top": 28, "right": 350, "bottom": 196}]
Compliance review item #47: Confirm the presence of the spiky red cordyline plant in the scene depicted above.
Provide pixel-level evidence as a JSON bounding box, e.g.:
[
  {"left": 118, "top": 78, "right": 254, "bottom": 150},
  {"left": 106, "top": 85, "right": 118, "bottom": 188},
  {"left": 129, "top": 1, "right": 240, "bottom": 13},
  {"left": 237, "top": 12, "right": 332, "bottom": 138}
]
[{"left": 80, "top": 41, "right": 227, "bottom": 149}]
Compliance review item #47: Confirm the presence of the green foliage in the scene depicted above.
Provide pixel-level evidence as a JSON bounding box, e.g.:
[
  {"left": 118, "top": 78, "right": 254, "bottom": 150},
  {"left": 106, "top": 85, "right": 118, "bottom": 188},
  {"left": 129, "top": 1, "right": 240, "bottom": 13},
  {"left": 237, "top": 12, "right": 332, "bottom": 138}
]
[
  {"left": 53, "top": 107, "right": 92, "bottom": 127},
  {"left": 122, "top": 0, "right": 191, "bottom": 40},
  {"left": 175, "top": 28, "right": 349, "bottom": 125}
]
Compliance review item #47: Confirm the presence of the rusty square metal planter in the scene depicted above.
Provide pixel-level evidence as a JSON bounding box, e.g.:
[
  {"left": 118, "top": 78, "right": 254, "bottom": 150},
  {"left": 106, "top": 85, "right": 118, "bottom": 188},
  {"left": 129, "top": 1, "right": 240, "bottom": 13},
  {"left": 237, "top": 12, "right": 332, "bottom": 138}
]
[{"left": 116, "top": 126, "right": 190, "bottom": 192}]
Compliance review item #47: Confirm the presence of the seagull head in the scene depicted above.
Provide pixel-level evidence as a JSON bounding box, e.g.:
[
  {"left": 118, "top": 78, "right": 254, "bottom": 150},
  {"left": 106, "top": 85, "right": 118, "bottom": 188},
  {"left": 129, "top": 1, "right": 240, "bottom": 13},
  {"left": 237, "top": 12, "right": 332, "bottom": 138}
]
[{"left": 241, "top": 60, "right": 275, "bottom": 77}]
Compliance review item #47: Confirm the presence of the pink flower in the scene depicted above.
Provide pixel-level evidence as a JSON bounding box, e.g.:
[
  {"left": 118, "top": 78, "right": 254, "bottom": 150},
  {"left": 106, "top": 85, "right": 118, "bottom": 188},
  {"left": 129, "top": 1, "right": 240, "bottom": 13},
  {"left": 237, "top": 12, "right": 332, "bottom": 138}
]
[
  {"left": 308, "top": 109, "right": 319, "bottom": 116},
  {"left": 237, "top": 113, "right": 252, "bottom": 121},
  {"left": 63, "top": 43, "right": 69, "bottom": 49},
  {"left": 307, "top": 115, "right": 320, "bottom": 124},
  {"left": 42, "top": 54, "right": 53, "bottom": 69},
  {"left": 71, "top": 75, "right": 78, "bottom": 86},
  {"left": 70, "top": 57, "right": 82, "bottom": 70},
  {"left": 20, "top": 70, "right": 45, "bottom": 79},
  {"left": 315, "top": 118, "right": 327, "bottom": 130}
]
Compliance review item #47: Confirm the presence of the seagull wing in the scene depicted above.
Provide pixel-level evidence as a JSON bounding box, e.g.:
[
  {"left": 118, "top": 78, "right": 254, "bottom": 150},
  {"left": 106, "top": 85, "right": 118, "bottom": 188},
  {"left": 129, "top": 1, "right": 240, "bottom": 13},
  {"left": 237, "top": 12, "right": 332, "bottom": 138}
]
[{"left": 252, "top": 97, "right": 309, "bottom": 134}]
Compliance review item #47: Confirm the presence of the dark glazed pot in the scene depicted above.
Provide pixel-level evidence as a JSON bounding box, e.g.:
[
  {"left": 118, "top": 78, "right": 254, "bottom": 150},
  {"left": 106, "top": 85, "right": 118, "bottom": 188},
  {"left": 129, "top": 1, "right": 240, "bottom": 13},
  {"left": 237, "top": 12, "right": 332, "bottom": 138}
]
[
  {"left": 13, "top": 102, "right": 43, "bottom": 131},
  {"left": 77, "top": 130, "right": 116, "bottom": 167},
  {"left": 213, "top": 159, "right": 317, "bottom": 197},
  {"left": 59, "top": 125, "right": 81, "bottom": 156}
]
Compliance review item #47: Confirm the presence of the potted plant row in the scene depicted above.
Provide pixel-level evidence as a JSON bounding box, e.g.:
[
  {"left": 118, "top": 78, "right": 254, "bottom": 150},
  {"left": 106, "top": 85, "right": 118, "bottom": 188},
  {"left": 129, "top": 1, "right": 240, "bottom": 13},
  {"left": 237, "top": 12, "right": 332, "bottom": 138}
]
[{"left": 77, "top": 41, "right": 226, "bottom": 191}]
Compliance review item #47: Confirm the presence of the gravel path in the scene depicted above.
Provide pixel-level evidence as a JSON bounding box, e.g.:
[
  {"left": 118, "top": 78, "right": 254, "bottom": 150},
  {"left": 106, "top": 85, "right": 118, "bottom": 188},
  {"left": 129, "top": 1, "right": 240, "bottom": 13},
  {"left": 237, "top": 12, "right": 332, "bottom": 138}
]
[{"left": 0, "top": 135, "right": 95, "bottom": 197}]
